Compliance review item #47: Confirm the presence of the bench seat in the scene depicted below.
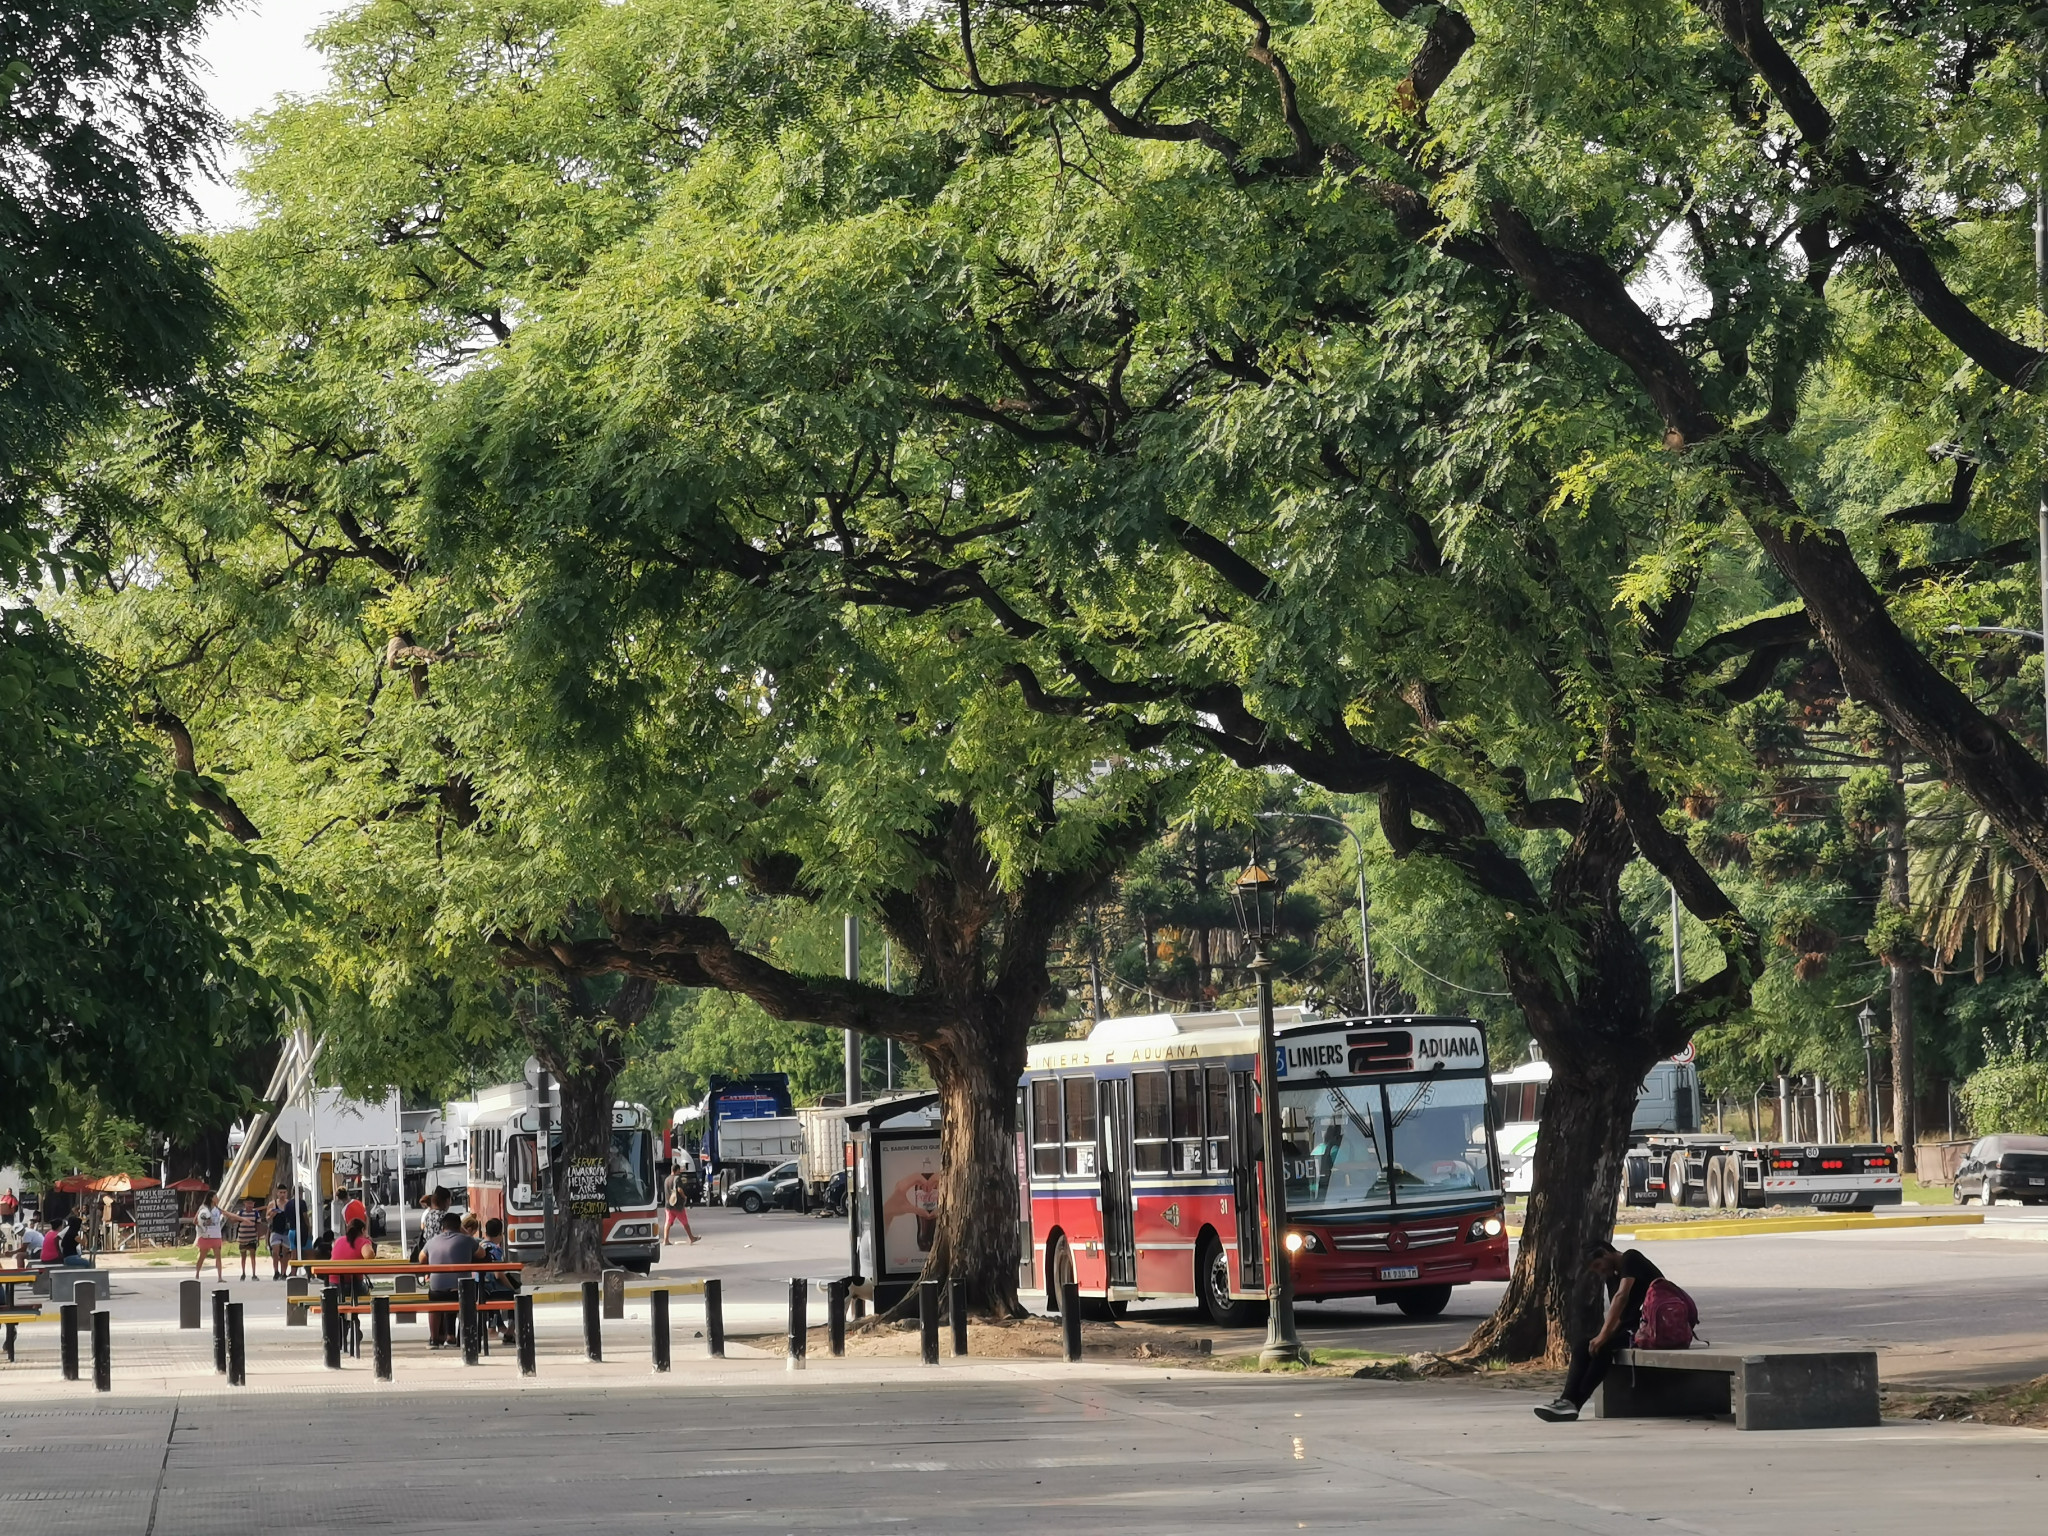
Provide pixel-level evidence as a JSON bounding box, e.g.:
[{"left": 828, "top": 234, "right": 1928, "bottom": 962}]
[
  {"left": 1595, "top": 1346, "right": 1879, "bottom": 1431},
  {"left": 333, "top": 1300, "right": 518, "bottom": 1316}
]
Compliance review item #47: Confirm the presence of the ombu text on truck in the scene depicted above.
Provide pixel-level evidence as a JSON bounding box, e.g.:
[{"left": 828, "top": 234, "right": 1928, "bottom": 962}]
[
  {"left": 1019, "top": 1010, "right": 1510, "bottom": 1327},
  {"left": 465, "top": 1091, "right": 662, "bottom": 1270},
  {"left": 1490, "top": 1055, "right": 1901, "bottom": 1210}
]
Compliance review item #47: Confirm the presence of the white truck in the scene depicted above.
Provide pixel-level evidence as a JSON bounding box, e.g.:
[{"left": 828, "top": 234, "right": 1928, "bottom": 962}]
[{"left": 1492, "top": 1055, "right": 1903, "bottom": 1209}]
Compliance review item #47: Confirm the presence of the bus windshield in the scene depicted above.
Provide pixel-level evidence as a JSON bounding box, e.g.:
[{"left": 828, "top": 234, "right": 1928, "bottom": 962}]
[
  {"left": 608, "top": 1129, "right": 655, "bottom": 1209},
  {"left": 506, "top": 1129, "right": 654, "bottom": 1210},
  {"left": 1280, "top": 1074, "right": 1495, "bottom": 1212}
]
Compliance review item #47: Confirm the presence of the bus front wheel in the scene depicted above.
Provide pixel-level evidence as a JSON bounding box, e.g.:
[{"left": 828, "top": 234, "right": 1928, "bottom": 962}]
[
  {"left": 1197, "top": 1235, "right": 1260, "bottom": 1329},
  {"left": 1393, "top": 1285, "right": 1453, "bottom": 1319},
  {"left": 1045, "top": 1235, "right": 1076, "bottom": 1312}
]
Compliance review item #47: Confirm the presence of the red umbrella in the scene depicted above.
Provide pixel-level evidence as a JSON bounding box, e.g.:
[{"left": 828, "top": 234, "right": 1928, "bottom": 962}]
[
  {"left": 87, "top": 1174, "right": 160, "bottom": 1192},
  {"left": 167, "top": 1177, "right": 213, "bottom": 1192},
  {"left": 49, "top": 1175, "right": 94, "bottom": 1193}
]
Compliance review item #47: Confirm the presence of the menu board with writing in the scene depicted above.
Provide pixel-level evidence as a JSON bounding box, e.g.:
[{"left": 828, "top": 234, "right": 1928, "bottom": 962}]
[{"left": 132, "top": 1187, "right": 183, "bottom": 1242}]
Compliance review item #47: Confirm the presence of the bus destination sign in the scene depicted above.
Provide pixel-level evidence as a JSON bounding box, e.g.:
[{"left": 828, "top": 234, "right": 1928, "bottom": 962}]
[{"left": 1275, "top": 1021, "right": 1485, "bottom": 1079}]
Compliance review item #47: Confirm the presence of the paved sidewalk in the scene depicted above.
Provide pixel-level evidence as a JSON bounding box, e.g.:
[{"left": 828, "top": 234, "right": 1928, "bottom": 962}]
[{"left": 1, "top": 1364, "right": 2039, "bottom": 1535}]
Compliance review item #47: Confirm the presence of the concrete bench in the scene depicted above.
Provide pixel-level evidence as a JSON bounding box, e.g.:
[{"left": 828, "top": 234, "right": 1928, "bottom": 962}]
[
  {"left": 30, "top": 1268, "right": 108, "bottom": 1300},
  {"left": 1595, "top": 1347, "right": 1879, "bottom": 1431}
]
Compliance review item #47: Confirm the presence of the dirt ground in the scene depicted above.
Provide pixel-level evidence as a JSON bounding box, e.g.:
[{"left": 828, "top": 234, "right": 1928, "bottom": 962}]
[
  {"left": 738, "top": 1313, "right": 1570, "bottom": 1395},
  {"left": 1883, "top": 1375, "right": 2048, "bottom": 1429}
]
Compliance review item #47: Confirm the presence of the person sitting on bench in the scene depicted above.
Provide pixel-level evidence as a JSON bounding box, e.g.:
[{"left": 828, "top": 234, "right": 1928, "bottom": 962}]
[
  {"left": 424, "top": 1216, "right": 482, "bottom": 1349},
  {"left": 1534, "top": 1242, "right": 1664, "bottom": 1423}
]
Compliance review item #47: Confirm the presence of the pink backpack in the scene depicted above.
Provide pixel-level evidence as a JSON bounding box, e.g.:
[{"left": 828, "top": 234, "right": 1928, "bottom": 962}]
[{"left": 1632, "top": 1278, "right": 1701, "bottom": 1350}]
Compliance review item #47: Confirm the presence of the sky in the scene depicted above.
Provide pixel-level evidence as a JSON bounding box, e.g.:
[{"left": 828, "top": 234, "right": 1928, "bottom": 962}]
[{"left": 191, "top": 0, "right": 336, "bottom": 228}]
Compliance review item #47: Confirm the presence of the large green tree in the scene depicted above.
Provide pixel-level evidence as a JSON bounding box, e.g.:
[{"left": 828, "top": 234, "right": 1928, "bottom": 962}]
[{"left": 2, "top": 0, "right": 284, "bottom": 1162}]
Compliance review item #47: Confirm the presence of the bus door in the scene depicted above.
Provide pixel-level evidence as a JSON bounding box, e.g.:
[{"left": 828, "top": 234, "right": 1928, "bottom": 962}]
[
  {"left": 1231, "top": 1071, "right": 1263, "bottom": 1289},
  {"left": 1014, "top": 1085, "right": 1034, "bottom": 1292},
  {"left": 1095, "top": 1077, "right": 1137, "bottom": 1288}
]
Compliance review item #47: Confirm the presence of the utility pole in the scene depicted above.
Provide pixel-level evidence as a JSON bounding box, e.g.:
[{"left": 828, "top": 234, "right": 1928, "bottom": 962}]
[
  {"left": 1886, "top": 746, "right": 1915, "bottom": 1157},
  {"left": 843, "top": 916, "right": 862, "bottom": 1105},
  {"left": 1086, "top": 903, "right": 1107, "bottom": 1022},
  {"left": 1669, "top": 882, "right": 1684, "bottom": 995},
  {"left": 882, "top": 939, "right": 895, "bottom": 1092}
]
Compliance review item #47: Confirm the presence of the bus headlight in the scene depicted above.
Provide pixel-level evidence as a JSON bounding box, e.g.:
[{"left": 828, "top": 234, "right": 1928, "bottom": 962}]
[
  {"left": 1284, "top": 1231, "right": 1321, "bottom": 1253},
  {"left": 1469, "top": 1217, "right": 1504, "bottom": 1241}
]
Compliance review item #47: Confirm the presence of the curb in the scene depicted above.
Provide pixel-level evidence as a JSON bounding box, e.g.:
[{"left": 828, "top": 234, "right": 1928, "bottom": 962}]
[{"left": 1624, "top": 1210, "right": 1983, "bottom": 1241}]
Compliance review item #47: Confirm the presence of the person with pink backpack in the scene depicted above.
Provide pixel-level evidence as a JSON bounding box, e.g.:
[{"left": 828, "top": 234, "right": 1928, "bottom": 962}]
[{"left": 1535, "top": 1242, "right": 1699, "bottom": 1422}]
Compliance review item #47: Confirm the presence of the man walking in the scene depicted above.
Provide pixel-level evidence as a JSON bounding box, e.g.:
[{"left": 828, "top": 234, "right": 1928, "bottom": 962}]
[{"left": 1534, "top": 1243, "right": 1665, "bottom": 1423}]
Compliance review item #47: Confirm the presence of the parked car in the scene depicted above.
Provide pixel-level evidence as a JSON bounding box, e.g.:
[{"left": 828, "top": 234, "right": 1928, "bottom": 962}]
[
  {"left": 727, "top": 1160, "right": 801, "bottom": 1214},
  {"left": 1953, "top": 1134, "right": 2048, "bottom": 1205}
]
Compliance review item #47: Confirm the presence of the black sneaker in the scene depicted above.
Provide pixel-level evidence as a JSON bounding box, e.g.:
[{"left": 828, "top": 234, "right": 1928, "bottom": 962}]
[{"left": 1532, "top": 1397, "right": 1580, "bottom": 1422}]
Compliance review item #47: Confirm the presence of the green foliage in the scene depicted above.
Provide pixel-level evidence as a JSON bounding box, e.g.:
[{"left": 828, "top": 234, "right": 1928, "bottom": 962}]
[
  {"left": 1, "top": 612, "right": 283, "bottom": 1163},
  {"left": 25, "top": 1084, "right": 153, "bottom": 1183},
  {"left": 1958, "top": 1030, "right": 2048, "bottom": 1137}
]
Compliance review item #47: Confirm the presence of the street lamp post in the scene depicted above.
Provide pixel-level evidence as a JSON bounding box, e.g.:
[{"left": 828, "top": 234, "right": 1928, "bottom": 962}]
[
  {"left": 1856, "top": 1004, "right": 1881, "bottom": 1144},
  {"left": 1256, "top": 810, "right": 1376, "bottom": 1015},
  {"left": 1232, "top": 860, "right": 1308, "bottom": 1368}
]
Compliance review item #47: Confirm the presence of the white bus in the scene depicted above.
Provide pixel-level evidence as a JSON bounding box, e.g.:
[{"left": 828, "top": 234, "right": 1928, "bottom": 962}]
[{"left": 1490, "top": 1056, "right": 1699, "bottom": 1194}]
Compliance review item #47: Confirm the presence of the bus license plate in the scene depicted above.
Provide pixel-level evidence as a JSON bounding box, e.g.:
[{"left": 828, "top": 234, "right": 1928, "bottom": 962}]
[
  {"left": 1379, "top": 1265, "right": 1420, "bottom": 1281},
  {"left": 2031, "top": 1178, "right": 2045, "bottom": 1187},
  {"left": 1810, "top": 1191, "right": 1858, "bottom": 1206}
]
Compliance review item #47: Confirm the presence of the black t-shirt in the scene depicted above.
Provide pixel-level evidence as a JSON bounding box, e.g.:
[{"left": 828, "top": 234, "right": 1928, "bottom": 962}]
[{"left": 1607, "top": 1249, "right": 1663, "bottom": 1333}]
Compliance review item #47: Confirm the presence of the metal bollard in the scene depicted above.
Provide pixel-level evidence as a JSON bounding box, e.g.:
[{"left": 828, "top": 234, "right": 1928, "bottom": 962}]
[
  {"left": 786, "top": 1277, "right": 808, "bottom": 1371},
  {"left": 949, "top": 1276, "right": 969, "bottom": 1357},
  {"left": 372, "top": 1295, "right": 392, "bottom": 1381},
  {"left": 581, "top": 1279, "right": 602, "bottom": 1362},
  {"left": 179, "top": 1278, "right": 202, "bottom": 1329},
  {"left": 826, "top": 1278, "right": 848, "bottom": 1358},
  {"left": 59, "top": 1302, "right": 78, "bottom": 1381},
  {"left": 321, "top": 1286, "right": 341, "bottom": 1370},
  {"left": 394, "top": 1272, "right": 417, "bottom": 1324},
  {"left": 704, "top": 1277, "right": 725, "bottom": 1358},
  {"left": 918, "top": 1279, "right": 939, "bottom": 1366},
  {"left": 212, "top": 1287, "right": 229, "bottom": 1372},
  {"left": 227, "top": 1301, "right": 247, "bottom": 1386},
  {"left": 651, "top": 1289, "right": 670, "bottom": 1373},
  {"left": 459, "top": 1278, "right": 481, "bottom": 1366},
  {"left": 91, "top": 1309, "right": 110, "bottom": 1392},
  {"left": 851, "top": 1288, "right": 867, "bottom": 1322},
  {"left": 285, "top": 1275, "right": 309, "bottom": 1326},
  {"left": 1061, "top": 1283, "right": 1082, "bottom": 1363},
  {"left": 602, "top": 1267, "right": 626, "bottom": 1321},
  {"left": 515, "top": 1294, "right": 537, "bottom": 1377}
]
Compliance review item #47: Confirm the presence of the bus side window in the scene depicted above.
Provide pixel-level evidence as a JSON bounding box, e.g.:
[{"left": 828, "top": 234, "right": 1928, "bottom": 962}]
[
  {"left": 1132, "top": 1071, "right": 1170, "bottom": 1172},
  {"left": 1170, "top": 1068, "right": 1203, "bottom": 1172},
  {"left": 1205, "top": 1068, "right": 1232, "bottom": 1173},
  {"left": 1030, "top": 1079, "right": 1062, "bottom": 1178},
  {"left": 1063, "top": 1077, "right": 1097, "bottom": 1176}
]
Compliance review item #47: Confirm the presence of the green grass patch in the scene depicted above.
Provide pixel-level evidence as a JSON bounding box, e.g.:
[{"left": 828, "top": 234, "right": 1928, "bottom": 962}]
[{"left": 1901, "top": 1177, "right": 1956, "bottom": 1206}]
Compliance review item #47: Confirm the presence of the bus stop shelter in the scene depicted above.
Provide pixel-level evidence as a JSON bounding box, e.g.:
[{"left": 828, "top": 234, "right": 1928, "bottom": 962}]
[{"left": 843, "top": 1092, "right": 941, "bottom": 1313}]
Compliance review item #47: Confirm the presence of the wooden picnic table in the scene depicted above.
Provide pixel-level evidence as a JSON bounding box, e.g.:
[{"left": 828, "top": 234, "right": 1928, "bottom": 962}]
[{"left": 0, "top": 1271, "right": 42, "bottom": 1362}]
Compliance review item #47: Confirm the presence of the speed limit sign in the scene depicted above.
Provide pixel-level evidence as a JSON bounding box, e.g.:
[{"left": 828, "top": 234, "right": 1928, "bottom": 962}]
[{"left": 1671, "top": 1040, "right": 1697, "bottom": 1064}]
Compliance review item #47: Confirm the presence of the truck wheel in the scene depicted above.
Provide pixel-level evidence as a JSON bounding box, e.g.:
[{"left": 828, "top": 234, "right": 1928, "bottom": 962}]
[
  {"left": 1667, "top": 1153, "right": 1692, "bottom": 1207},
  {"left": 1706, "top": 1157, "right": 1726, "bottom": 1209},
  {"left": 1197, "top": 1234, "right": 1259, "bottom": 1328},
  {"left": 737, "top": 1190, "right": 763, "bottom": 1214},
  {"left": 1394, "top": 1285, "right": 1453, "bottom": 1319}
]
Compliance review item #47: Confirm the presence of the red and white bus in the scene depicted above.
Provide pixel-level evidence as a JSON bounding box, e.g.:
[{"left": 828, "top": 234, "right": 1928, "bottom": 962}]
[
  {"left": 466, "top": 1096, "right": 662, "bottom": 1272},
  {"left": 1018, "top": 1009, "right": 1509, "bottom": 1325}
]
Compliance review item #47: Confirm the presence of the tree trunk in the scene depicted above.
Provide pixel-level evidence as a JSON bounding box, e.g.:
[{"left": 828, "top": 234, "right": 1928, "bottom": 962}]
[
  {"left": 542, "top": 1038, "right": 622, "bottom": 1278},
  {"left": 903, "top": 1009, "right": 1029, "bottom": 1319},
  {"left": 1454, "top": 1052, "right": 1644, "bottom": 1364}
]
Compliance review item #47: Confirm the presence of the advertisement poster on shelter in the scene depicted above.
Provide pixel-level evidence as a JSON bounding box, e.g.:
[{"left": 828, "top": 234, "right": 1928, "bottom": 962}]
[{"left": 877, "top": 1137, "right": 941, "bottom": 1275}]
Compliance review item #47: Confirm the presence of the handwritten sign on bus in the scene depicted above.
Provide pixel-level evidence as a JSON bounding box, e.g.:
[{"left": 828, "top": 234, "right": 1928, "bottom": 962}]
[{"left": 566, "top": 1156, "right": 608, "bottom": 1220}]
